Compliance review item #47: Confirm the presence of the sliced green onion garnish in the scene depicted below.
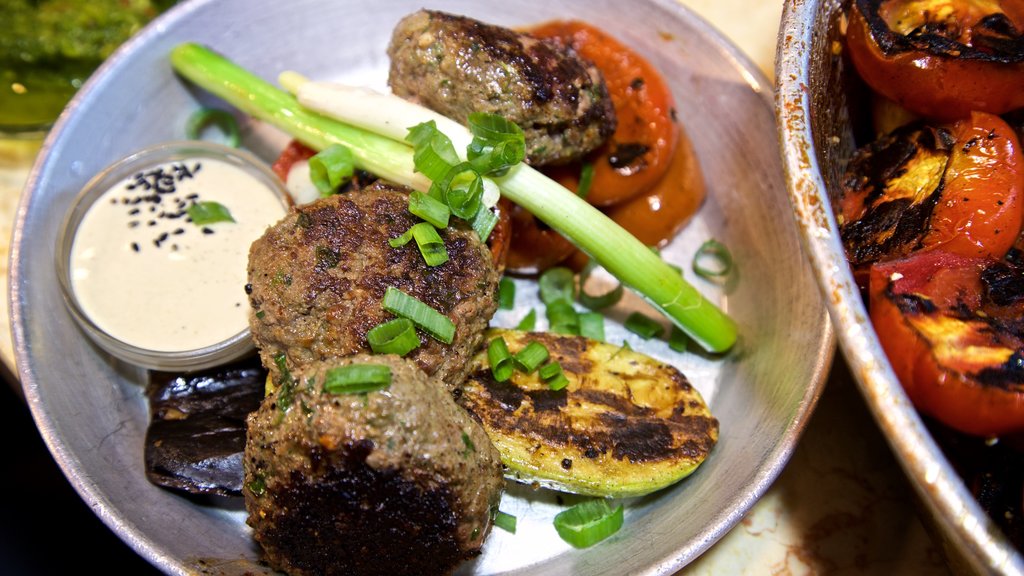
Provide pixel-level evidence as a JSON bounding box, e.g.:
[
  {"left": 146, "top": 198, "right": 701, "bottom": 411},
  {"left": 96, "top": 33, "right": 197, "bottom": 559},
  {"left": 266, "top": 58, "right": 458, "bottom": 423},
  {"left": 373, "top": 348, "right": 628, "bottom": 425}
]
[
  {"left": 487, "top": 337, "right": 514, "bottom": 382},
  {"left": 553, "top": 499, "right": 624, "bottom": 548},
  {"left": 323, "top": 364, "right": 392, "bottom": 394},
  {"left": 407, "top": 120, "right": 461, "bottom": 182},
  {"left": 382, "top": 287, "right": 455, "bottom": 344},
  {"left": 668, "top": 325, "right": 689, "bottom": 352},
  {"left": 578, "top": 311, "right": 605, "bottom": 342},
  {"left": 693, "top": 239, "right": 733, "bottom": 281},
  {"left": 185, "top": 107, "right": 240, "bottom": 147},
  {"left": 366, "top": 318, "right": 420, "bottom": 356},
  {"left": 187, "top": 200, "right": 235, "bottom": 225},
  {"left": 308, "top": 144, "right": 355, "bottom": 195},
  {"left": 494, "top": 510, "right": 518, "bottom": 534},
  {"left": 625, "top": 312, "right": 664, "bottom": 340},
  {"left": 546, "top": 299, "right": 580, "bottom": 335},
  {"left": 389, "top": 222, "right": 448, "bottom": 266},
  {"left": 471, "top": 203, "right": 499, "bottom": 242},
  {"left": 408, "top": 191, "right": 450, "bottom": 228},
  {"left": 577, "top": 162, "right": 595, "bottom": 199},
  {"left": 498, "top": 277, "right": 516, "bottom": 310},
  {"left": 516, "top": 309, "right": 537, "bottom": 331},
  {"left": 539, "top": 267, "right": 576, "bottom": 305},
  {"left": 540, "top": 361, "right": 569, "bottom": 391},
  {"left": 466, "top": 112, "right": 526, "bottom": 176},
  {"left": 512, "top": 341, "right": 549, "bottom": 373},
  {"left": 436, "top": 163, "right": 483, "bottom": 219},
  {"left": 578, "top": 260, "right": 623, "bottom": 310}
]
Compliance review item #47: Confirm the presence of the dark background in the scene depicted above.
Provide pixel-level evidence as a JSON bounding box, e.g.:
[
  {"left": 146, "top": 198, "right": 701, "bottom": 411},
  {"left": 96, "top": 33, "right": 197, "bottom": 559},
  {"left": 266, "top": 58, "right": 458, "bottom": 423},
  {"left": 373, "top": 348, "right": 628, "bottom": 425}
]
[{"left": 1, "top": 378, "right": 159, "bottom": 575}]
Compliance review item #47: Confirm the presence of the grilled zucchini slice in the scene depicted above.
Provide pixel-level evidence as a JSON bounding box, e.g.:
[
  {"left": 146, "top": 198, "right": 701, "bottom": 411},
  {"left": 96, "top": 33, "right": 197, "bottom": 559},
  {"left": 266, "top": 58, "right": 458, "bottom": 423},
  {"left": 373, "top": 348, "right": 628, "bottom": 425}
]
[{"left": 457, "top": 328, "right": 718, "bottom": 497}]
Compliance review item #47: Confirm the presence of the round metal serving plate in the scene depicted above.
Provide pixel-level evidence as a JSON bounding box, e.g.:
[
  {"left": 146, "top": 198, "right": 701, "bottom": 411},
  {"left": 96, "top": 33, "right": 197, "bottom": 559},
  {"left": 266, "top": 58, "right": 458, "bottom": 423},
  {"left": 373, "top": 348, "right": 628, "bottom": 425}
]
[
  {"left": 13, "top": 0, "right": 832, "bottom": 574},
  {"left": 776, "top": 1, "right": 1024, "bottom": 575}
]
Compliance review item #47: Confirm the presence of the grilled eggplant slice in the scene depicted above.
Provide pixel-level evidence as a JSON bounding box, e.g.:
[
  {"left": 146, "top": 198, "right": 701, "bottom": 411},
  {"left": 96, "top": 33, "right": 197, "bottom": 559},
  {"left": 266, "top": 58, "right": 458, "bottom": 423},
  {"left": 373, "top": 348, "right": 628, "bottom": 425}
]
[{"left": 457, "top": 328, "right": 717, "bottom": 497}]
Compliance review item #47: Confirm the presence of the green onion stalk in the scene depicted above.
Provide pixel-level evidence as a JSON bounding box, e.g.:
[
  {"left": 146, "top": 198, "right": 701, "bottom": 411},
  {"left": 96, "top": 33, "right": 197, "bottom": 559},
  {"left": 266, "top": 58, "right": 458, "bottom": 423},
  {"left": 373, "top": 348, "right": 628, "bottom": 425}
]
[{"left": 169, "top": 43, "right": 738, "bottom": 353}]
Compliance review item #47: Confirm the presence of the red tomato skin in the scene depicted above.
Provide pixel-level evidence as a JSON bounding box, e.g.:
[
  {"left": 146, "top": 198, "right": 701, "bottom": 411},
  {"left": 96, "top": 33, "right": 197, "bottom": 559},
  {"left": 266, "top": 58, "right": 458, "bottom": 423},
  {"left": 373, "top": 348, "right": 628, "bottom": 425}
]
[
  {"left": 846, "top": 2, "right": 1024, "bottom": 120},
  {"left": 869, "top": 250, "right": 1024, "bottom": 437},
  {"left": 923, "top": 112, "right": 1024, "bottom": 260}
]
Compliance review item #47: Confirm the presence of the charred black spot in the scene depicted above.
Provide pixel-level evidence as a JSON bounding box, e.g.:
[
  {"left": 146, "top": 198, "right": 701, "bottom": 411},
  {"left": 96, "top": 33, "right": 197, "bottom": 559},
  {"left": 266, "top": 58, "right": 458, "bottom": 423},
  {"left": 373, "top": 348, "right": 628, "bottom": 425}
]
[
  {"left": 528, "top": 388, "right": 568, "bottom": 412},
  {"left": 253, "top": 441, "right": 468, "bottom": 576},
  {"left": 608, "top": 143, "right": 650, "bottom": 170},
  {"left": 602, "top": 415, "right": 674, "bottom": 463},
  {"left": 476, "top": 370, "right": 525, "bottom": 412},
  {"left": 975, "top": 351, "right": 1024, "bottom": 392},
  {"left": 982, "top": 261, "right": 1024, "bottom": 307},
  {"left": 890, "top": 291, "right": 938, "bottom": 315}
]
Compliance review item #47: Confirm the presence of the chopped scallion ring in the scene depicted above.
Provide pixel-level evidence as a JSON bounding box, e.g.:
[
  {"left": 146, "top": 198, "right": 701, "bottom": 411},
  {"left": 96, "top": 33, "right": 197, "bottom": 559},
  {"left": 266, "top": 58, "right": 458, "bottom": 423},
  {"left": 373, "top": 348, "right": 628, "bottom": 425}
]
[
  {"left": 624, "top": 312, "right": 664, "bottom": 340},
  {"left": 187, "top": 200, "right": 235, "bottom": 225},
  {"left": 512, "top": 341, "right": 549, "bottom": 373},
  {"left": 553, "top": 499, "right": 624, "bottom": 548},
  {"left": 578, "top": 260, "right": 623, "bottom": 310},
  {"left": 546, "top": 299, "right": 580, "bottom": 336},
  {"left": 494, "top": 510, "right": 518, "bottom": 534},
  {"left": 516, "top": 309, "right": 537, "bottom": 331},
  {"left": 389, "top": 222, "right": 448, "bottom": 266},
  {"left": 539, "top": 361, "right": 569, "bottom": 391},
  {"left": 487, "top": 337, "right": 514, "bottom": 382},
  {"left": 308, "top": 144, "right": 355, "bottom": 196},
  {"left": 539, "top": 267, "right": 576, "bottom": 305},
  {"left": 578, "top": 311, "right": 605, "bottom": 342},
  {"left": 185, "top": 107, "right": 241, "bottom": 147},
  {"left": 382, "top": 287, "right": 455, "bottom": 344},
  {"left": 471, "top": 203, "right": 499, "bottom": 242},
  {"left": 408, "top": 191, "right": 450, "bottom": 228},
  {"left": 693, "top": 239, "right": 733, "bottom": 281},
  {"left": 577, "top": 163, "right": 595, "bottom": 199},
  {"left": 366, "top": 318, "right": 420, "bottom": 356},
  {"left": 466, "top": 112, "right": 526, "bottom": 176},
  {"left": 323, "top": 364, "right": 392, "bottom": 394},
  {"left": 498, "top": 277, "right": 516, "bottom": 310},
  {"left": 406, "top": 120, "right": 461, "bottom": 181}
]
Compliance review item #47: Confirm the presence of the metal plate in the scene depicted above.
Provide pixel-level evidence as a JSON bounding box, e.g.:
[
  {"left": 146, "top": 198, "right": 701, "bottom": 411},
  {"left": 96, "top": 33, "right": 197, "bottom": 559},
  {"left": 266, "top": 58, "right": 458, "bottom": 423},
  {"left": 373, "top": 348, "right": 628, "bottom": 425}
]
[
  {"left": 776, "top": 1, "right": 1024, "bottom": 574},
  {"left": 13, "top": 0, "right": 832, "bottom": 573}
]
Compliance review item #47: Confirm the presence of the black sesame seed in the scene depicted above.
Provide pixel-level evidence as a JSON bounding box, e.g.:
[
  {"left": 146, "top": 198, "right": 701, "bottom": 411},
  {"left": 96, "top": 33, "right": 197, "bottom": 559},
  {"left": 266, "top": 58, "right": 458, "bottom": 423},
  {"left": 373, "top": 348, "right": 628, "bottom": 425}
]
[
  {"left": 202, "top": 227, "right": 214, "bottom": 235},
  {"left": 131, "top": 242, "right": 140, "bottom": 252}
]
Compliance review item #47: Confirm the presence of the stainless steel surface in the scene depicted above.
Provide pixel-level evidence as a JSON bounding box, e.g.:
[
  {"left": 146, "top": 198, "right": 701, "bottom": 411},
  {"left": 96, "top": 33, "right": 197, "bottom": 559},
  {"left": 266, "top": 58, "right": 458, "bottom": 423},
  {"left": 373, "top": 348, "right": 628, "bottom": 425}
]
[
  {"left": 775, "top": 1, "right": 1024, "bottom": 574},
  {"left": 12, "top": 0, "right": 832, "bottom": 574}
]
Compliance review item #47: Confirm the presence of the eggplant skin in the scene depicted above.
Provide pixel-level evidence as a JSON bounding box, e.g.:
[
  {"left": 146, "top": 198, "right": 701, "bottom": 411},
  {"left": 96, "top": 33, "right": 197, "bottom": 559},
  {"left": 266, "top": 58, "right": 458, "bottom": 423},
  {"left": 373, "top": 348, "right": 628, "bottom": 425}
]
[{"left": 457, "top": 328, "right": 718, "bottom": 497}]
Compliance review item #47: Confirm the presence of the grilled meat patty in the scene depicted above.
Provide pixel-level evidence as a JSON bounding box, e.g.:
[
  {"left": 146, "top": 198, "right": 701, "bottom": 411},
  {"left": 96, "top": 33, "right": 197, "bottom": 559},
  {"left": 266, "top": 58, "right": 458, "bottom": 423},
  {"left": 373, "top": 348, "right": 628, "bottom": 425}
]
[
  {"left": 387, "top": 9, "right": 616, "bottom": 166},
  {"left": 244, "top": 354, "right": 505, "bottom": 576},
  {"left": 246, "top": 181, "right": 500, "bottom": 391}
]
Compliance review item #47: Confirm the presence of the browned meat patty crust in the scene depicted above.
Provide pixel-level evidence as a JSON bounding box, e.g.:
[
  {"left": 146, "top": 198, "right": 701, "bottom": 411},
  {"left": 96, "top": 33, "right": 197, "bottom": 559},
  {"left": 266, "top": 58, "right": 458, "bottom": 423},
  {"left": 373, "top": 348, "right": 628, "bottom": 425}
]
[
  {"left": 246, "top": 181, "right": 500, "bottom": 390},
  {"left": 388, "top": 9, "right": 616, "bottom": 166},
  {"left": 244, "top": 354, "right": 505, "bottom": 576}
]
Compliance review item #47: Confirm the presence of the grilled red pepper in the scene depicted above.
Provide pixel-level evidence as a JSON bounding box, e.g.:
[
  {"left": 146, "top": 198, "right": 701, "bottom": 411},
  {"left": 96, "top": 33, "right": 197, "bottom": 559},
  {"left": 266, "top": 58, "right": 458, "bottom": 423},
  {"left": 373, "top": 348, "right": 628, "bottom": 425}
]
[
  {"left": 869, "top": 249, "right": 1024, "bottom": 437},
  {"left": 846, "top": 0, "right": 1024, "bottom": 120}
]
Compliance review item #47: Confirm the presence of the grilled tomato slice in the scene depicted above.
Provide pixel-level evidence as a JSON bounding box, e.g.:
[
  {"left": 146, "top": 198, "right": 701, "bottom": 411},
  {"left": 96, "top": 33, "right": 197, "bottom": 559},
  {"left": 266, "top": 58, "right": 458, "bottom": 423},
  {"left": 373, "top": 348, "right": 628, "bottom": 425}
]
[
  {"left": 846, "top": 0, "right": 1024, "bottom": 120},
  {"left": 839, "top": 111, "right": 1024, "bottom": 287},
  {"left": 869, "top": 249, "right": 1024, "bottom": 437}
]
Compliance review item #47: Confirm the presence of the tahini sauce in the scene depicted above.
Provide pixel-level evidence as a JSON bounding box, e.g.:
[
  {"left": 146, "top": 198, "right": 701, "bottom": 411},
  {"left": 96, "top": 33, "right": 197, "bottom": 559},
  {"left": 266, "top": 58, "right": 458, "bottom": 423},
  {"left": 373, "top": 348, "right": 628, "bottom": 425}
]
[{"left": 70, "top": 156, "right": 286, "bottom": 352}]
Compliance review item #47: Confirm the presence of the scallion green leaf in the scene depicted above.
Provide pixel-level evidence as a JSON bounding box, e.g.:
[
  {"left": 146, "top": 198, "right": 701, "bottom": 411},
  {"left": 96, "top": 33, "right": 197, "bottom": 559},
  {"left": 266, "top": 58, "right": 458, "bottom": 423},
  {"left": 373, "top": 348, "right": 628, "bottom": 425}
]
[
  {"left": 553, "top": 499, "right": 624, "bottom": 548},
  {"left": 323, "top": 364, "right": 392, "bottom": 394},
  {"left": 512, "top": 341, "right": 549, "bottom": 373},
  {"left": 487, "top": 337, "right": 514, "bottom": 382},
  {"left": 185, "top": 107, "right": 241, "bottom": 147},
  {"left": 308, "top": 144, "right": 355, "bottom": 195},
  {"left": 494, "top": 510, "right": 518, "bottom": 534},
  {"left": 624, "top": 312, "right": 664, "bottom": 340},
  {"left": 407, "top": 120, "right": 460, "bottom": 182},
  {"left": 382, "top": 287, "right": 455, "bottom": 344},
  {"left": 187, "top": 200, "right": 235, "bottom": 225},
  {"left": 693, "top": 239, "right": 733, "bottom": 281},
  {"left": 366, "top": 318, "right": 420, "bottom": 356},
  {"left": 498, "top": 277, "right": 515, "bottom": 310},
  {"left": 668, "top": 325, "right": 689, "bottom": 352},
  {"left": 471, "top": 203, "right": 499, "bottom": 242},
  {"left": 466, "top": 112, "right": 526, "bottom": 176}
]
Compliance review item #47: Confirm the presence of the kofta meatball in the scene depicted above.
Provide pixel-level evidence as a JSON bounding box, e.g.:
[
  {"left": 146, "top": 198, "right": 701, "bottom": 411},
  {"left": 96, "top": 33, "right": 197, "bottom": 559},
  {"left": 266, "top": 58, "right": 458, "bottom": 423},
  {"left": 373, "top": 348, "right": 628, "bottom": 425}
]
[
  {"left": 387, "top": 9, "right": 616, "bottom": 166},
  {"left": 244, "top": 354, "right": 505, "bottom": 576},
  {"left": 246, "top": 181, "right": 500, "bottom": 391}
]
